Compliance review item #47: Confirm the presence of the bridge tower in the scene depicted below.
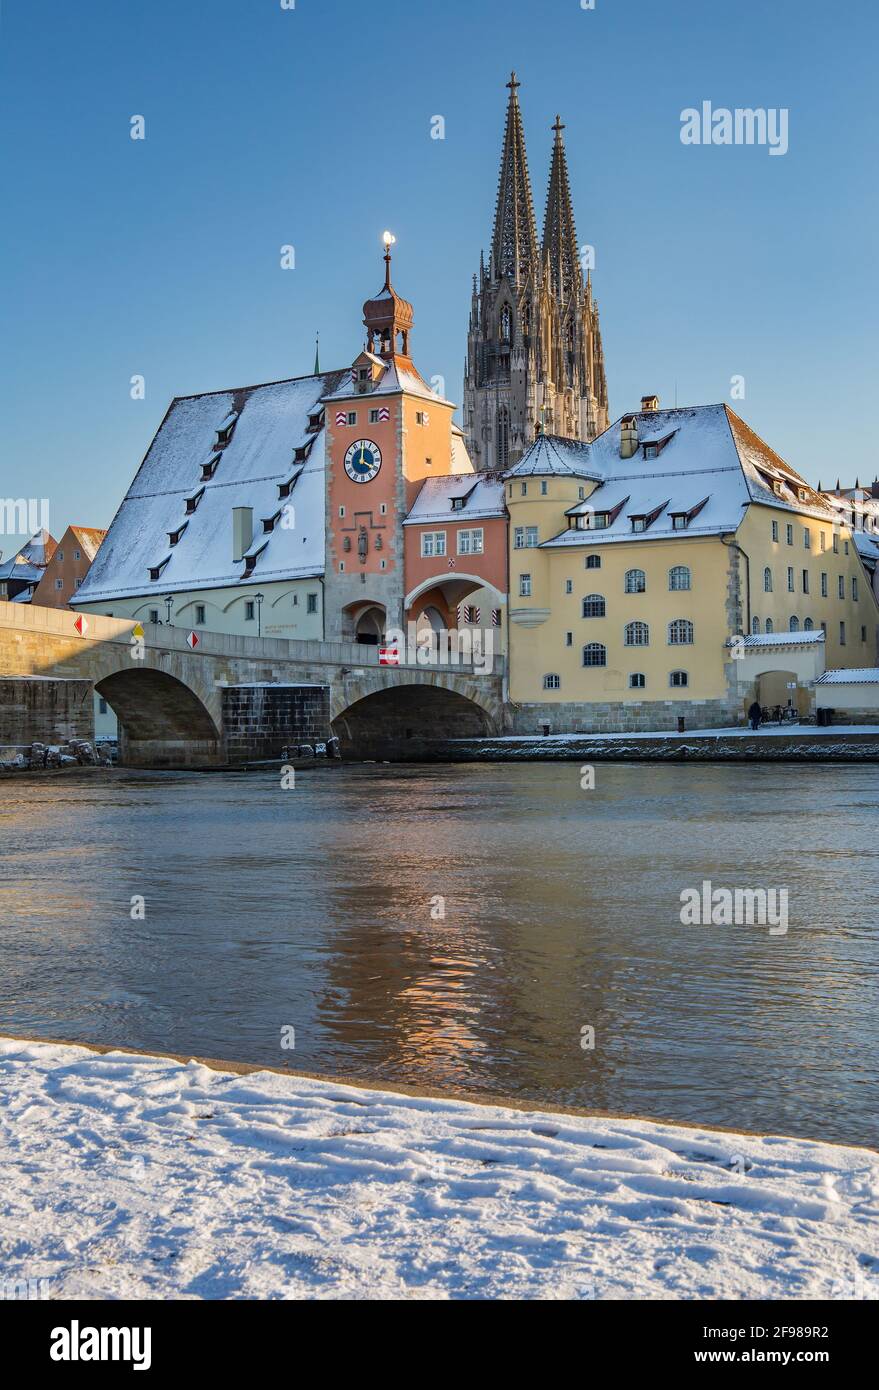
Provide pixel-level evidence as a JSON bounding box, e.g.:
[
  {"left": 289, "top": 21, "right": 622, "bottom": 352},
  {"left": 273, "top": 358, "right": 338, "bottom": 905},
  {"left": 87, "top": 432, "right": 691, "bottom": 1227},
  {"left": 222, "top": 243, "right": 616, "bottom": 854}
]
[{"left": 322, "top": 236, "right": 457, "bottom": 644}]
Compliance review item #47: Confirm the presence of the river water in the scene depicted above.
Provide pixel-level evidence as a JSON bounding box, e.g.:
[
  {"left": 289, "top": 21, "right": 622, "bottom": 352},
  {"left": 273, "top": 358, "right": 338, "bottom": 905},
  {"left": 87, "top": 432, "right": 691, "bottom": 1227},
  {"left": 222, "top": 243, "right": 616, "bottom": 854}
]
[{"left": 1, "top": 762, "right": 876, "bottom": 1147}]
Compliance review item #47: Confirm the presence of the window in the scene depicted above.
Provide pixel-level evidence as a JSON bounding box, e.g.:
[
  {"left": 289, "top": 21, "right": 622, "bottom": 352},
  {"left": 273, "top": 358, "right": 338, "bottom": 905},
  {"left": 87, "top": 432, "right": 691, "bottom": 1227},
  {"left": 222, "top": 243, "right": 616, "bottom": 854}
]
[
  {"left": 421, "top": 531, "right": 446, "bottom": 558},
  {"left": 98, "top": 698, "right": 108, "bottom": 714},
  {"left": 790, "top": 616, "right": 799, "bottom": 632},
  {"left": 514, "top": 526, "right": 539, "bottom": 548},
  {"left": 844, "top": 541, "right": 849, "bottom": 555},
  {"left": 195, "top": 604, "right": 206, "bottom": 625},
  {"left": 75, "top": 577, "right": 82, "bottom": 589},
  {"left": 585, "top": 554, "right": 601, "bottom": 569},
  {"left": 672, "top": 514, "right": 688, "bottom": 531},
  {"left": 565, "top": 579, "right": 573, "bottom": 594},
  {"left": 804, "top": 528, "right": 811, "bottom": 549},
  {"left": 425, "top": 457, "right": 433, "bottom": 469},
  {"left": 339, "top": 506, "right": 345, "bottom": 518},
  {"left": 415, "top": 411, "right": 426, "bottom": 426},
  {"left": 771, "top": 520, "right": 779, "bottom": 542},
  {"left": 380, "top": 503, "right": 387, "bottom": 515},
  {"left": 582, "top": 594, "right": 606, "bottom": 618},
  {"left": 625, "top": 621, "right": 649, "bottom": 646},
  {"left": 632, "top": 517, "right": 646, "bottom": 533},
  {"left": 765, "top": 618, "right": 774, "bottom": 633},
  {"left": 245, "top": 601, "right": 255, "bottom": 621},
  {"left": 307, "top": 593, "right": 318, "bottom": 614},
  {"left": 787, "top": 566, "right": 795, "bottom": 592},
  {"left": 369, "top": 409, "right": 380, "bottom": 424},
  {"left": 862, "top": 625, "right": 867, "bottom": 642},
  {"left": 786, "top": 524, "right": 793, "bottom": 545},
  {"left": 451, "top": 497, "right": 466, "bottom": 510},
  {"left": 833, "top": 533, "right": 839, "bottom": 554},
  {"left": 852, "top": 577, "right": 859, "bottom": 601},
  {"left": 57, "top": 550, "right": 64, "bottom": 562},
  {"left": 55, "top": 578, "right": 63, "bottom": 590},
  {"left": 802, "top": 570, "right": 809, "bottom": 594},
  {"left": 520, "top": 482, "right": 527, "bottom": 496},
  {"left": 519, "top": 574, "right": 531, "bottom": 597},
  {"left": 582, "top": 642, "right": 607, "bottom": 667},
  {"left": 644, "top": 444, "right": 658, "bottom": 460},
  {"left": 73, "top": 549, "right": 81, "bottom": 561},
  {"left": 820, "top": 532, "right": 826, "bottom": 552},
  {"left": 838, "top": 575, "right": 845, "bottom": 599},
  {"left": 149, "top": 609, "right": 159, "bottom": 624},
  {"left": 752, "top": 617, "right": 760, "bottom": 634},
  {"left": 346, "top": 411, "right": 357, "bottom": 426},
  {"left": 839, "top": 621, "right": 846, "bottom": 646},
  {"left": 804, "top": 618, "right": 813, "bottom": 631},
  {"left": 457, "top": 528, "right": 484, "bottom": 555},
  {"left": 669, "top": 565, "right": 691, "bottom": 592},
  {"left": 540, "top": 480, "right": 548, "bottom": 496},
  {"left": 763, "top": 567, "right": 773, "bottom": 593},
  {"left": 668, "top": 618, "right": 694, "bottom": 645},
  {"left": 543, "top": 673, "right": 561, "bottom": 690},
  {"left": 624, "top": 568, "right": 646, "bottom": 594},
  {"left": 578, "top": 487, "right": 585, "bottom": 500},
  {"left": 629, "top": 672, "right": 646, "bottom": 689},
  {"left": 821, "top": 572, "right": 828, "bottom": 597},
  {"left": 669, "top": 670, "right": 689, "bottom": 688},
  {"left": 565, "top": 631, "right": 573, "bottom": 646}
]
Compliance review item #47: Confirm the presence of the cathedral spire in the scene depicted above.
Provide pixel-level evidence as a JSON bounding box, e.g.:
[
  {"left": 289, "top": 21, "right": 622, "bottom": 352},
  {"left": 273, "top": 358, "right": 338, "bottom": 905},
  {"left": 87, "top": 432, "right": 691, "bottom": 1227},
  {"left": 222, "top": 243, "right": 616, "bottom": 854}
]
[
  {"left": 490, "top": 72, "right": 539, "bottom": 286},
  {"left": 542, "top": 115, "right": 581, "bottom": 303}
]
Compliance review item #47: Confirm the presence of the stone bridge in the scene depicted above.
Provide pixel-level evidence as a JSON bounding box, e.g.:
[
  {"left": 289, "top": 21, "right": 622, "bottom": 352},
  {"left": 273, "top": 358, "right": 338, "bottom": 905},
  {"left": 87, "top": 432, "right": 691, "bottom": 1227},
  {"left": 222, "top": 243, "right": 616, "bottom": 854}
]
[{"left": 0, "top": 602, "right": 505, "bottom": 766}]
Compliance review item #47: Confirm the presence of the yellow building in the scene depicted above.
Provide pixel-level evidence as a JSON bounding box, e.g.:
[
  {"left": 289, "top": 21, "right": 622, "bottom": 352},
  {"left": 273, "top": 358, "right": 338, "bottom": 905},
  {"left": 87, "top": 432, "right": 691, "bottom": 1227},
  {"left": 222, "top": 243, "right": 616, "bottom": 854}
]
[{"left": 505, "top": 400, "right": 879, "bottom": 731}]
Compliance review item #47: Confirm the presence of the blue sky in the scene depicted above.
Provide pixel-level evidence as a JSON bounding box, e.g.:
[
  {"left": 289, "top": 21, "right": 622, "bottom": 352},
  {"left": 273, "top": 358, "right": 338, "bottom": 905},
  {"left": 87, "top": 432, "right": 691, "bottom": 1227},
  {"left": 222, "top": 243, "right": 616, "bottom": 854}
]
[{"left": 1, "top": 0, "right": 877, "bottom": 548}]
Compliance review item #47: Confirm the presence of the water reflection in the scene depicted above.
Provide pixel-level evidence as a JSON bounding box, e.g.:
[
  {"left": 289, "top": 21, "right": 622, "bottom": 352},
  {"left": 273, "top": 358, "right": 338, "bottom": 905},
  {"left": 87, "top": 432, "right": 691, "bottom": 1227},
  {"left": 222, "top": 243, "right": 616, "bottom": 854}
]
[{"left": 0, "top": 762, "right": 876, "bottom": 1146}]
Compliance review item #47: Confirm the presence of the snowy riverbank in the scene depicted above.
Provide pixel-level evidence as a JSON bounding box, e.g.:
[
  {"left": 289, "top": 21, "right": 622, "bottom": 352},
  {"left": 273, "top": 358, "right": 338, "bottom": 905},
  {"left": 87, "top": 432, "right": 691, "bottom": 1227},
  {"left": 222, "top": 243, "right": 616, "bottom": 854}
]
[{"left": 1, "top": 1037, "right": 877, "bottom": 1300}]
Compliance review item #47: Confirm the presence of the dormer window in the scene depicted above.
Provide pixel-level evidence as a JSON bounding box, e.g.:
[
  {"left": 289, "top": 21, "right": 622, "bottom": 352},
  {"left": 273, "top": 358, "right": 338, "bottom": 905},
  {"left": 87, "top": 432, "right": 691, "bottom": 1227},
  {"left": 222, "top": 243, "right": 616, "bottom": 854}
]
[
  {"left": 201, "top": 454, "right": 221, "bottom": 480},
  {"left": 168, "top": 522, "right": 189, "bottom": 546},
  {"left": 185, "top": 487, "right": 205, "bottom": 515},
  {"left": 148, "top": 556, "right": 171, "bottom": 582},
  {"left": 215, "top": 411, "right": 238, "bottom": 449},
  {"left": 306, "top": 409, "right": 324, "bottom": 433},
  {"left": 773, "top": 480, "right": 785, "bottom": 497},
  {"left": 672, "top": 514, "right": 688, "bottom": 530},
  {"left": 593, "top": 513, "right": 609, "bottom": 530},
  {"left": 451, "top": 496, "right": 466, "bottom": 510},
  {"left": 797, "top": 487, "right": 808, "bottom": 501},
  {"left": 643, "top": 444, "right": 657, "bottom": 460},
  {"left": 632, "top": 517, "right": 646, "bottom": 532}
]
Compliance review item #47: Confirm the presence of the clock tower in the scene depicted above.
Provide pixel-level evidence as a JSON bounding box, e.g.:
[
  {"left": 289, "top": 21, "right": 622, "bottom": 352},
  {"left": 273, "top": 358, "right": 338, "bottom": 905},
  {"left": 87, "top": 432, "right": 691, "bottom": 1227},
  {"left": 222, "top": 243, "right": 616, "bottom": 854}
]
[{"left": 323, "top": 236, "right": 458, "bottom": 644}]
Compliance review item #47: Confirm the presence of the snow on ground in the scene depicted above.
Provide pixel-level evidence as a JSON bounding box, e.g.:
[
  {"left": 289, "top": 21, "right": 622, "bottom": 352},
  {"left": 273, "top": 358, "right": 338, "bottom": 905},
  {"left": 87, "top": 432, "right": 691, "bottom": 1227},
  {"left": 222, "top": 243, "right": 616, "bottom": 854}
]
[
  {"left": 455, "top": 725, "right": 879, "bottom": 742},
  {"left": 1, "top": 1037, "right": 877, "bottom": 1301}
]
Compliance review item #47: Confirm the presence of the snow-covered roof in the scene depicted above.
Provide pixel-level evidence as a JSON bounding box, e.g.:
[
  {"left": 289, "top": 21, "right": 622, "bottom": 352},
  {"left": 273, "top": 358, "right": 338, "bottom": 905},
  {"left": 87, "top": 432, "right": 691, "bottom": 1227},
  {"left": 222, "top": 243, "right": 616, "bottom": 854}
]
[
  {"left": 66, "top": 526, "right": 106, "bottom": 562},
  {"left": 815, "top": 667, "right": 879, "bottom": 685},
  {"left": 322, "top": 356, "right": 453, "bottom": 407},
  {"left": 77, "top": 370, "right": 349, "bottom": 602},
  {"left": 505, "top": 433, "right": 601, "bottom": 479},
  {"left": 532, "top": 405, "right": 843, "bottom": 551},
  {"left": 404, "top": 475, "right": 506, "bottom": 525},
  {"left": 731, "top": 630, "right": 825, "bottom": 648},
  {"left": 0, "top": 529, "right": 56, "bottom": 578}
]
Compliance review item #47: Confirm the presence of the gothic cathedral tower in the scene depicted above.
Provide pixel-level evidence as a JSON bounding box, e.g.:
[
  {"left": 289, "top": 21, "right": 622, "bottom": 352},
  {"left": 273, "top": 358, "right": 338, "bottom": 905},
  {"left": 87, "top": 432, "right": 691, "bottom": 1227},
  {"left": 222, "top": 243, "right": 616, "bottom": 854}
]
[{"left": 463, "top": 74, "right": 609, "bottom": 471}]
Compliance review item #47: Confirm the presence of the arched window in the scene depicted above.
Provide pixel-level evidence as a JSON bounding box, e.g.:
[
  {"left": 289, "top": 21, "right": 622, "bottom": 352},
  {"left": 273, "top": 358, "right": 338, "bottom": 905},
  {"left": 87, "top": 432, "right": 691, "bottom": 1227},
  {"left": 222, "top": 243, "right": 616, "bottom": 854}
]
[
  {"left": 624, "top": 568, "right": 646, "bottom": 594},
  {"left": 668, "top": 618, "right": 694, "bottom": 645},
  {"left": 669, "top": 565, "right": 691, "bottom": 592},
  {"left": 582, "top": 594, "right": 606, "bottom": 618},
  {"left": 669, "top": 670, "right": 689, "bottom": 688},
  {"left": 789, "top": 616, "right": 799, "bottom": 632},
  {"left": 764, "top": 567, "right": 773, "bottom": 592},
  {"left": 585, "top": 554, "right": 601, "bottom": 569},
  {"left": 765, "top": 618, "right": 774, "bottom": 633},
  {"left": 542, "top": 673, "right": 561, "bottom": 690},
  {"left": 803, "top": 617, "right": 814, "bottom": 631},
  {"left": 752, "top": 616, "right": 760, "bottom": 634},
  {"left": 624, "top": 621, "right": 649, "bottom": 647},
  {"left": 582, "top": 642, "right": 607, "bottom": 667},
  {"left": 497, "top": 405, "right": 510, "bottom": 472},
  {"left": 500, "top": 304, "right": 513, "bottom": 344},
  {"left": 629, "top": 672, "right": 646, "bottom": 689}
]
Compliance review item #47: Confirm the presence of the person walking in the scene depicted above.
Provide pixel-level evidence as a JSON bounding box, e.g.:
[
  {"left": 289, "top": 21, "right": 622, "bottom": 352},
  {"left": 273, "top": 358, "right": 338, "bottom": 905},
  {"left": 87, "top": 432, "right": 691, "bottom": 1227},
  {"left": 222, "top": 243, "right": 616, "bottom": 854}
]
[{"left": 748, "top": 699, "right": 762, "bottom": 732}]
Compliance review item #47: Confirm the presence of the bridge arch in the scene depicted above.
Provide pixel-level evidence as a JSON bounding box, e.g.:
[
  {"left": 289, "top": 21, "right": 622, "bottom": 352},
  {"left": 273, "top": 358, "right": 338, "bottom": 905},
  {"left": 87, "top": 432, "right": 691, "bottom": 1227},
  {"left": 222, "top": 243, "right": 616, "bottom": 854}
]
[
  {"left": 331, "top": 674, "right": 500, "bottom": 758},
  {"left": 95, "top": 666, "right": 222, "bottom": 767}
]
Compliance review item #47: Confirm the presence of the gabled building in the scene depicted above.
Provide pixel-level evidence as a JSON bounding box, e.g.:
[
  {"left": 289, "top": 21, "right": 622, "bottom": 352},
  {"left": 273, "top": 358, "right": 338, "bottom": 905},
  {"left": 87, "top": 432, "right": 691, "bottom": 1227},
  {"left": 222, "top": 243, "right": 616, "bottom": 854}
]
[
  {"left": 504, "top": 400, "right": 879, "bottom": 729},
  {"left": 75, "top": 246, "right": 508, "bottom": 650},
  {"left": 31, "top": 526, "right": 106, "bottom": 608},
  {"left": 463, "top": 75, "right": 609, "bottom": 472},
  {"left": 0, "top": 529, "right": 56, "bottom": 603}
]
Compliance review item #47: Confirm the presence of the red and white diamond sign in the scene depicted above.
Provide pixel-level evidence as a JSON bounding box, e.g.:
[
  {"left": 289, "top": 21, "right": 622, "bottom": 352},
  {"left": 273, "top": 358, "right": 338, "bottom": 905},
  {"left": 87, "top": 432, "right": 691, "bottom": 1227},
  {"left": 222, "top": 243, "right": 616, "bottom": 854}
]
[
  {"left": 186, "top": 631, "right": 200, "bottom": 649},
  {"left": 73, "top": 614, "right": 88, "bottom": 637},
  {"left": 378, "top": 645, "right": 399, "bottom": 666}
]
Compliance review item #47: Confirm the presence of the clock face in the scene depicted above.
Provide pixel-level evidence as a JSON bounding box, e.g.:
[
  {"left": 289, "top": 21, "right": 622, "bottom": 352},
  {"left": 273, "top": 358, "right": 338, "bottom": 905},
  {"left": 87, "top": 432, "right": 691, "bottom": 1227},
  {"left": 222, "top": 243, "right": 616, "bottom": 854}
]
[{"left": 344, "top": 439, "right": 382, "bottom": 484}]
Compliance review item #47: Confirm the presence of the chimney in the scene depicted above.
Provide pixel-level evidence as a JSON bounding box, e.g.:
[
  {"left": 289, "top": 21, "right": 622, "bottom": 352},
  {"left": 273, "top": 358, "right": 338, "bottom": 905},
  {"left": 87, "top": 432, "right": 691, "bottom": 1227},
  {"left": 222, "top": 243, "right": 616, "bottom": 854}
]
[
  {"left": 232, "top": 506, "right": 253, "bottom": 562},
  {"left": 620, "top": 414, "right": 639, "bottom": 459},
  {"left": 641, "top": 394, "right": 660, "bottom": 413}
]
